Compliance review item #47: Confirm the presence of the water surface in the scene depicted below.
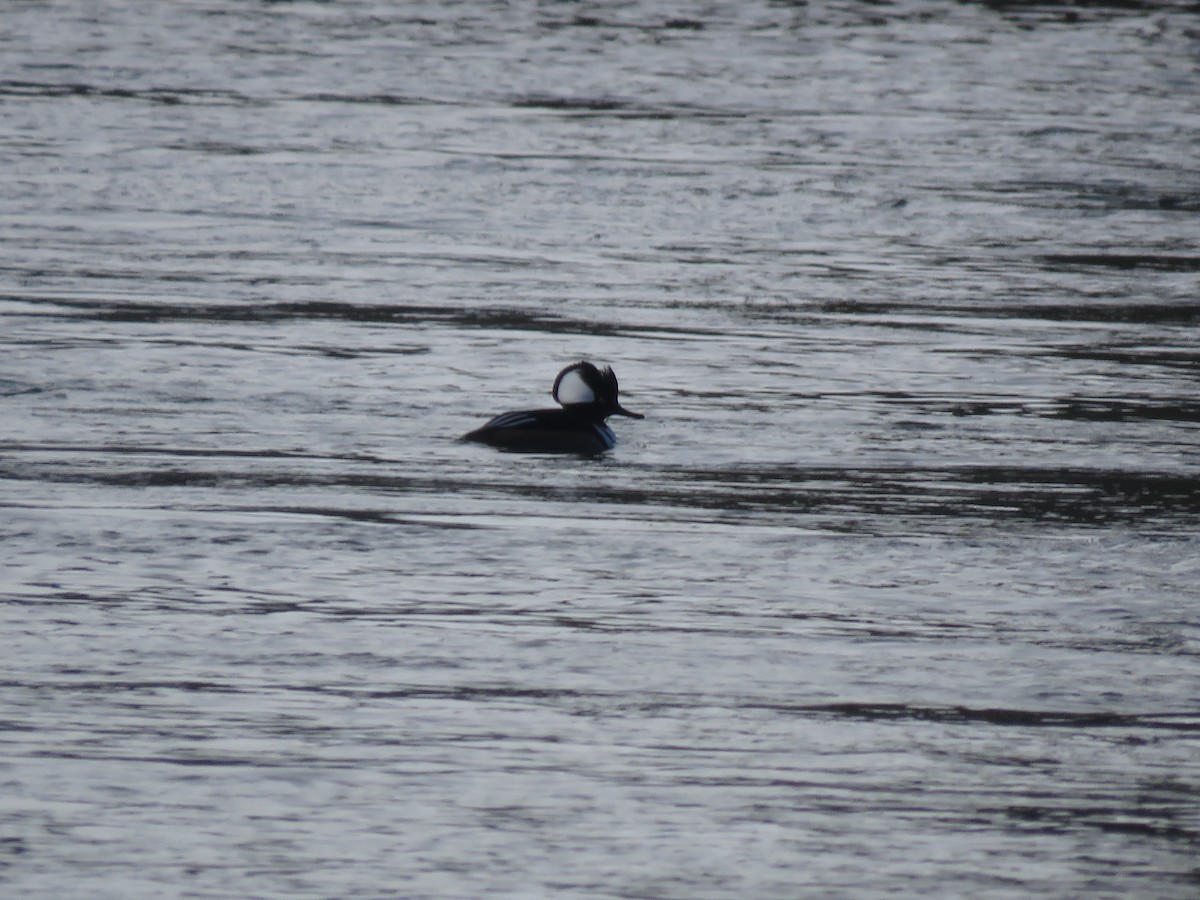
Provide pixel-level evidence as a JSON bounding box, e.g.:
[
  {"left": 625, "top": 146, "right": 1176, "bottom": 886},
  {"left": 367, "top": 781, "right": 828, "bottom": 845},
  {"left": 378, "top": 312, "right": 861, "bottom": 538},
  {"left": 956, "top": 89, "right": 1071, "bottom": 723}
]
[{"left": 2, "top": 1, "right": 1199, "bottom": 897}]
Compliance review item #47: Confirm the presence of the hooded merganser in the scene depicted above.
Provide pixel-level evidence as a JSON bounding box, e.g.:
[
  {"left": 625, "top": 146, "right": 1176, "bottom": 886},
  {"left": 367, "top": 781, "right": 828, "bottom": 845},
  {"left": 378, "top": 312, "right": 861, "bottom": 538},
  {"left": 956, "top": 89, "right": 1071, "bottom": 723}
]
[{"left": 461, "top": 361, "right": 644, "bottom": 453}]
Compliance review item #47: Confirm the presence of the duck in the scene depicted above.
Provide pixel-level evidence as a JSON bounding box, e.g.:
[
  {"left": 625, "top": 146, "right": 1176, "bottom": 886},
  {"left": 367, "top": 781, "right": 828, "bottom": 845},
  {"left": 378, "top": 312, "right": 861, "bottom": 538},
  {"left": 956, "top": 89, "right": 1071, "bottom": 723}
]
[{"left": 461, "top": 361, "right": 643, "bottom": 453}]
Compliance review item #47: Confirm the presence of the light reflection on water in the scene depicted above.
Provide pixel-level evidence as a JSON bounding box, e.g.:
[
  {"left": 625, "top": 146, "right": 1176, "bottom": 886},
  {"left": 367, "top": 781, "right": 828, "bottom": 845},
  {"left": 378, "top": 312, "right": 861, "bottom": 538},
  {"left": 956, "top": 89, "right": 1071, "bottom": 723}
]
[{"left": 2, "top": 1, "right": 1199, "bottom": 897}]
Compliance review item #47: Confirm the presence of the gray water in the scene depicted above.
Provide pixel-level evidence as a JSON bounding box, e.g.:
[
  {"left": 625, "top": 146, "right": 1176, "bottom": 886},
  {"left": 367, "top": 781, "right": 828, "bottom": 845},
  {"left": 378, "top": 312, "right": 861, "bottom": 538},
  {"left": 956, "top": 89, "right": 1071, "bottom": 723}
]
[{"left": 3, "top": 1, "right": 1200, "bottom": 897}]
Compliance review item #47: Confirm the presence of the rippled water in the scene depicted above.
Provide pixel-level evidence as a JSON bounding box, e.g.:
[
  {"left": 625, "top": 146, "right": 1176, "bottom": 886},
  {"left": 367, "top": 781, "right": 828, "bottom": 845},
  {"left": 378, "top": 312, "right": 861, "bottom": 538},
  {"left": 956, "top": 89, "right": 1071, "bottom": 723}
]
[{"left": 3, "top": 1, "right": 1199, "bottom": 896}]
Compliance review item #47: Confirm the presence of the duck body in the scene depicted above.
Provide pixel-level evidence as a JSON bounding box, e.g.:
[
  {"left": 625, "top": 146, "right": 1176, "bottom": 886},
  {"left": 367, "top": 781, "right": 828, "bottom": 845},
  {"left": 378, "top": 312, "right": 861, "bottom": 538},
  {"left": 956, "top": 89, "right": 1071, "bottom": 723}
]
[
  {"left": 463, "top": 407, "right": 618, "bottom": 453},
  {"left": 461, "top": 361, "right": 643, "bottom": 454}
]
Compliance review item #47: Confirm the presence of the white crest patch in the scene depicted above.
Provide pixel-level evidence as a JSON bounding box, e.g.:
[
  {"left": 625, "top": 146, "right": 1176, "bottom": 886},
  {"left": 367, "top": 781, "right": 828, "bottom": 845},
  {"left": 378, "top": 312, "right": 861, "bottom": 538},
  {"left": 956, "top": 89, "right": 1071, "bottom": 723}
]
[{"left": 553, "top": 367, "right": 595, "bottom": 405}]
